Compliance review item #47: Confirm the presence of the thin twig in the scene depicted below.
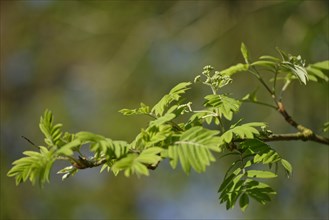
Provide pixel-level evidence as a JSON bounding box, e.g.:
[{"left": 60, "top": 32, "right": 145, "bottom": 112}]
[
  {"left": 279, "top": 80, "right": 291, "bottom": 102},
  {"left": 242, "top": 100, "right": 277, "bottom": 109}
]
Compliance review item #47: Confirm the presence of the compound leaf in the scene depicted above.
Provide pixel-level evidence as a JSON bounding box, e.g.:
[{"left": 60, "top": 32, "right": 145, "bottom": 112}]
[
  {"left": 152, "top": 82, "right": 192, "bottom": 116},
  {"left": 7, "top": 146, "right": 55, "bottom": 187},
  {"left": 119, "top": 102, "right": 150, "bottom": 116},
  {"left": 168, "top": 126, "right": 220, "bottom": 173},
  {"left": 219, "top": 122, "right": 265, "bottom": 145},
  {"left": 39, "top": 109, "right": 63, "bottom": 147}
]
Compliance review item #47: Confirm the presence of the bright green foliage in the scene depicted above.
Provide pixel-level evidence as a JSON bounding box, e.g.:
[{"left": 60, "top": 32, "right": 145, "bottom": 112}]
[
  {"left": 218, "top": 139, "right": 292, "bottom": 211},
  {"left": 7, "top": 146, "right": 55, "bottom": 187},
  {"left": 250, "top": 47, "right": 314, "bottom": 86},
  {"left": 276, "top": 48, "right": 309, "bottom": 85},
  {"left": 168, "top": 126, "right": 221, "bottom": 173},
  {"left": 7, "top": 44, "right": 328, "bottom": 212},
  {"left": 151, "top": 82, "right": 192, "bottom": 116},
  {"left": 203, "top": 94, "right": 241, "bottom": 121},
  {"left": 219, "top": 123, "right": 266, "bottom": 145},
  {"left": 39, "top": 109, "right": 63, "bottom": 146},
  {"left": 112, "top": 147, "right": 163, "bottom": 177},
  {"left": 75, "top": 132, "right": 130, "bottom": 159},
  {"left": 119, "top": 102, "right": 150, "bottom": 116}
]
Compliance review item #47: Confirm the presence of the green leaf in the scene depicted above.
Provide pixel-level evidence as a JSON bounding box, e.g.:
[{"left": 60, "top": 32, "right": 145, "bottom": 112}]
[
  {"left": 7, "top": 146, "right": 55, "bottom": 187},
  {"left": 39, "top": 109, "right": 63, "bottom": 147},
  {"left": 247, "top": 170, "right": 277, "bottom": 179},
  {"left": 219, "top": 122, "right": 265, "bottom": 145},
  {"left": 259, "top": 55, "right": 281, "bottom": 62},
  {"left": 107, "top": 140, "right": 130, "bottom": 158},
  {"left": 119, "top": 102, "right": 150, "bottom": 116},
  {"left": 306, "top": 65, "right": 329, "bottom": 82},
  {"left": 311, "top": 60, "right": 329, "bottom": 70},
  {"left": 150, "top": 113, "right": 176, "bottom": 127},
  {"left": 241, "top": 42, "right": 249, "bottom": 64},
  {"left": 75, "top": 131, "right": 105, "bottom": 143},
  {"left": 90, "top": 138, "right": 130, "bottom": 159},
  {"left": 246, "top": 181, "right": 276, "bottom": 205},
  {"left": 276, "top": 47, "right": 289, "bottom": 61},
  {"left": 168, "top": 126, "right": 220, "bottom": 173},
  {"left": 281, "top": 62, "right": 308, "bottom": 85},
  {"left": 243, "top": 139, "right": 282, "bottom": 165},
  {"left": 254, "top": 150, "right": 280, "bottom": 164},
  {"left": 281, "top": 159, "right": 293, "bottom": 177},
  {"left": 239, "top": 193, "right": 249, "bottom": 212},
  {"left": 277, "top": 49, "right": 308, "bottom": 85},
  {"left": 218, "top": 167, "right": 243, "bottom": 193},
  {"left": 204, "top": 94, "right": 241, "bottom": 121},
  {"left": 152, "top": 82, "right": 192, "bottom": 116},
  {"left": 251, "top": 60, "right": 276, "bottom": 68},
  {"left": 56, "top": 139, "right": 81, "bottom": 156},
  {"left": 219, "top": 174, "right": 245, "bottom": 210},
  {"left": 112, "top": 147, "right": 162, "bottom": 177},
  {"left": 220, "top": 63, "right": 249, "bottom": 77},
  {"left": 293, "top": 65, "right": 308, "bottom": 85},
  {"left": 112, "top": 154, "right": 148, "bottom": 177},
  {"left": 137, "top": 147, "right": 163, "bottom": 164}
]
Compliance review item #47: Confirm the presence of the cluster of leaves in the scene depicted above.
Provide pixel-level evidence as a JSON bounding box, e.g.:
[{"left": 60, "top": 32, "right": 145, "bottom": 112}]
[
  {"left": 7, "top": 43, "right": 328, "bottom": 211},
  {"left": 218, "top": 139, "right": 292, "bottom": 211}
]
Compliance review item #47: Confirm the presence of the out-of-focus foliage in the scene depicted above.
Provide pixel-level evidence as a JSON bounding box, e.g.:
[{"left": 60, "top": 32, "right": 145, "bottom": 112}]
[{"left": 1, "top": 0, "right": 328, "bottom": 219}]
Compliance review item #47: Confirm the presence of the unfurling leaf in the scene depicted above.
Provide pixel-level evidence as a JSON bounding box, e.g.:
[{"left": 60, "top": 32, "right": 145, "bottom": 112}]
[
  {"left": 39, "top": 109, "right": 63, "bottom": 147},
  {"left": 7, "top": 146, "right": 55, "bottom": 187},
  {"left": 241, "top": 42, "right": 249, "bottom": 64},
  {"left": 57, "top": 166, "right": 78, "bottom": 181}
]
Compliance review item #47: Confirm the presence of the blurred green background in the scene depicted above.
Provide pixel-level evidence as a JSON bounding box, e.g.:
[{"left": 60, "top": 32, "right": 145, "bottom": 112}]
[{"left": 1, "top": 0, "right": 328, "bottom": 219}]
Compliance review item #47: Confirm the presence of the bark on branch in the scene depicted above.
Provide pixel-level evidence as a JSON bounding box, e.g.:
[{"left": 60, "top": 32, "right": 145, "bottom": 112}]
[
  {"left": 259, "top": 133, "right": 329, "bottom": 145},
  {"left": 275, "top": 101, "right": 328, "bottom": 145}
]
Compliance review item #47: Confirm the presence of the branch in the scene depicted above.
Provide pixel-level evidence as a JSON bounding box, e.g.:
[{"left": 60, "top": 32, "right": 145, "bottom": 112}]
[
  {"left": 277, "top": 101, "right": 299, "bottom": 129},
  {"left": 275, "top": 101, "right": 328, "bottom": 145},
  {"left": 249, "top": 67, "right": 328, "bottom": 146},
  {"left": 66, "top": 156, "right": 108, "bottom": 169},
  {"left": 259, "top": 133, "right": 329, "bottom": 145}
]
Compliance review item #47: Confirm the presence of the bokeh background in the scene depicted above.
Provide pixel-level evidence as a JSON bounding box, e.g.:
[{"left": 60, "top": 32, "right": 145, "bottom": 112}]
[{"left": 1, "top": 0, "right": 328, "bottom": 219}]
